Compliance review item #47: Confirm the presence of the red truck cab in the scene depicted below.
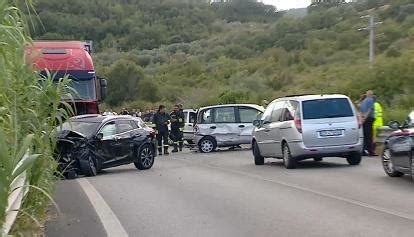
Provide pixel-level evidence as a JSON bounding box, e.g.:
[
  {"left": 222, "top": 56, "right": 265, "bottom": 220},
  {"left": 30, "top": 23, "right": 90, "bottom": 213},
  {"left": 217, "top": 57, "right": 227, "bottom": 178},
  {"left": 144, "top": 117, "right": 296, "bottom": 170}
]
[{"left": 25, "top": 40, "right": 107, "bottom": 115}]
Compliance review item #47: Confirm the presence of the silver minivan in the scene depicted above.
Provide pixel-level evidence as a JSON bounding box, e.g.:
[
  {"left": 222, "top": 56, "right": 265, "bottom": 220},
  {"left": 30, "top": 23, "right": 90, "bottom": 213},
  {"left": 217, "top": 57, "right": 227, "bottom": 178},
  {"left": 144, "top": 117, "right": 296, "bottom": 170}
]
[
  {"left": 194, "top": 104, "right": 264, "bottom": 153},
  {"left": 252, "top": 95, "right": 363, "bottom": 169}
]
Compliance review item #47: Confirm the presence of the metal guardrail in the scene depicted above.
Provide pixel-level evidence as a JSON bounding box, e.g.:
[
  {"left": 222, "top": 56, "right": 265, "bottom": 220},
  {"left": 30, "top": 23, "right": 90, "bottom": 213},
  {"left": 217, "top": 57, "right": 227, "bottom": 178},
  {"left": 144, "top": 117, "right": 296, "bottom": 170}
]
[
  {"left": 2, "top": 153, "right": 30, "bottom": 236},
  {"left": 376, "top": 126, "right": 396, "bottom": 144}
]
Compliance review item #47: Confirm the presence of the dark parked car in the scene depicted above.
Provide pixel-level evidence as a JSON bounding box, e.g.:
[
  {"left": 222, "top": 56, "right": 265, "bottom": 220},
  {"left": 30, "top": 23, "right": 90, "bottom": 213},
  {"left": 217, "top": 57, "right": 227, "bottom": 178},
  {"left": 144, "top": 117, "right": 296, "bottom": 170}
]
[
  {"left": 55, "top": 115, "right": 157, "bottom": 178},
  {"left": 382, "top": 119, "right": 414, "bottom": 180}
]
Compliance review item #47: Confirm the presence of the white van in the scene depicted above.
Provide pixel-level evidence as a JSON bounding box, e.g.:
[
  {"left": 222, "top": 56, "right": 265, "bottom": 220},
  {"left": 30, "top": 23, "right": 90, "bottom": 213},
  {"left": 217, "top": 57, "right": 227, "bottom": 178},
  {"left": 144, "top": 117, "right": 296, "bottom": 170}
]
[
  {"left": 194, "top": 104, "right": 264, "bottom": 153},
  {"left": 252, "top": 95, "right": 363, "bottom": 169}
]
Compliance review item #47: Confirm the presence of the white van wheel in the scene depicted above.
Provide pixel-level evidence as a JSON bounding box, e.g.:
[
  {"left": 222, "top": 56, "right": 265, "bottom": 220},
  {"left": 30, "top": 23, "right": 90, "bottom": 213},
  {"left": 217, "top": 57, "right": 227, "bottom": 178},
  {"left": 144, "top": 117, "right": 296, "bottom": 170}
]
[
  {"left": 199, "top": 137, "right": 216, "bottom": 153},
  {"left": 282, "top": 143, "right": 296, "bottom": 169}
]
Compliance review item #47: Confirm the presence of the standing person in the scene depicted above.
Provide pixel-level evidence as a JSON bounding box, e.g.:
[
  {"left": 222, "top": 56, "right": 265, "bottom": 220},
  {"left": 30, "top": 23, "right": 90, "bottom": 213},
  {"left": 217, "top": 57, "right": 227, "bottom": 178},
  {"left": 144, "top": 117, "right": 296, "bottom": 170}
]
[
  {"left": 153, "top": 105, "right": 171, "bottom": 155},
  {"left": 373, "top": 96, "right": 384, "bottom": 148},
  {"left": 360, "top": 90, "right": 376, "bottom": 156},
  {"left": 170, "top": 104, "right": 185, "bottom": 152},
  {"left": 178, "top": 104, "right": 185, "bottom": 151},
  {"left": 260, "top": 99, "right": 269, "bottom": 110},
  {"left": 120, "top": 108, "right": 129, "bottom": 115}
]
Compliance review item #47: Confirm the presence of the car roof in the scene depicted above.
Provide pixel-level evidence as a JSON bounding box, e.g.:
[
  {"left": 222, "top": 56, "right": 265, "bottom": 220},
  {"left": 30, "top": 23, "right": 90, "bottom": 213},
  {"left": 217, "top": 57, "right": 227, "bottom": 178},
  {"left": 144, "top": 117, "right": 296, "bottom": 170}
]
[
  {"left": 69, "top": 114, "right": 137, "bottom": 123},
  {"left": 273, "top": 94, "right": 350, "bottom": 102},
  {"left": 183, "top": 109, "right": 197, "bottom": 112},
  {"left": 199, "top": 104, "right": 264, "bottom": 112}
]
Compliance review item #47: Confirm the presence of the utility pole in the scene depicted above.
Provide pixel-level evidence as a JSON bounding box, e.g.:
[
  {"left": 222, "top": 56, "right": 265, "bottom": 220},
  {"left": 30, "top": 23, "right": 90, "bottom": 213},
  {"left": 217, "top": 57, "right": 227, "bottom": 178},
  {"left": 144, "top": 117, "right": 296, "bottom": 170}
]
[{"left": 358, "top": 15, "right": 382, "bottom": 68}]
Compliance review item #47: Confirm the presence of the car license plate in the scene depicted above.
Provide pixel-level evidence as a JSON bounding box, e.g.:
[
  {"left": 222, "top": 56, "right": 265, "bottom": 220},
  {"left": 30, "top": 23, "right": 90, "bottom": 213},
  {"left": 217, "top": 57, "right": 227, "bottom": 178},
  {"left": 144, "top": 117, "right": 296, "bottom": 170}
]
[{"left": 319, "top": 130, "right": 343, "bottom": 137}]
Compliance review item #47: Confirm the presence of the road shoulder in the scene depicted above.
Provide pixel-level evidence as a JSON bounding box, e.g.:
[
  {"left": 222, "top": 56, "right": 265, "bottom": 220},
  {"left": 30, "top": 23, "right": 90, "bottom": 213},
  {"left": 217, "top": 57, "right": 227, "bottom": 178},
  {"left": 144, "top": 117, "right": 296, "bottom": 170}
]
[{"left": 45, "top": 180, "right": 106, "bottom": 237}]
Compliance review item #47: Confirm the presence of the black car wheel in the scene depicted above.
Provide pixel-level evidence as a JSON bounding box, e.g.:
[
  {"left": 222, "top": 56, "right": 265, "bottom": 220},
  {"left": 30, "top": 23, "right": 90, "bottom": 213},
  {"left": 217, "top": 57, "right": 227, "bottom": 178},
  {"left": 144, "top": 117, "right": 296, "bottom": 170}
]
[
  {"left": 382, "top": 148, "right": 403, "bottom": 177},
  {"left": 135, "top": 144, "right": 155, "bottom": 170},
  {"left": 253, "top": 141, "right": 264, "bottom": 165},
  {"left": 282, "top": 143, "right": 296, "bottom": 169},
  {"left": 199, "top": 137, "right": 217, "bottom": 153},
  {"left": 80, "top": 155, "right": 98, "bottom": 177},
  {"left": 346, "top": 152, "right": 362, "bottom": 166}
]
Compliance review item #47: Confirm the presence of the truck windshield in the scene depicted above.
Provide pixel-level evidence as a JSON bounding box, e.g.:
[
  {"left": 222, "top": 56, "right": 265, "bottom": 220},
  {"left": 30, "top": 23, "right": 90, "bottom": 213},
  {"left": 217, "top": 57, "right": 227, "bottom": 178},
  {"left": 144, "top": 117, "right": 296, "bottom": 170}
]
[{"left": 65, "top": 78, "right": 97, "bottom": 101}]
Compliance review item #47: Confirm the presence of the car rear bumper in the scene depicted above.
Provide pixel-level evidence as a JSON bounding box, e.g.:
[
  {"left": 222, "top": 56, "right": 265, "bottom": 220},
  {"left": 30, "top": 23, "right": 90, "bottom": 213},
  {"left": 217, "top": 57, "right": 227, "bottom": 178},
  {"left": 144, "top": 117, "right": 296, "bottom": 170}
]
[{"left": 289, "top": 139, "right": 363, "bottom": 160}]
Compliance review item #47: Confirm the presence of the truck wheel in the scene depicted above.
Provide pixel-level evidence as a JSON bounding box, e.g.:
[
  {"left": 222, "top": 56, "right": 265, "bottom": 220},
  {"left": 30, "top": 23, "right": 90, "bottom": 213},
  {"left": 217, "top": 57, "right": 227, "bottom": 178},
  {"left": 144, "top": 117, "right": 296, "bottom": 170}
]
[
  {"left": 253, "top": 141, "right": 264, "bottom": 165},
  {"left": 199, "top": 137, "right": 217, "bottom": 153},
  {"left": 283, "top": 143, "right": 296, "bottom": 169},
  {"left": 346, "top": 152, "right": 362, "bottom": 166}
]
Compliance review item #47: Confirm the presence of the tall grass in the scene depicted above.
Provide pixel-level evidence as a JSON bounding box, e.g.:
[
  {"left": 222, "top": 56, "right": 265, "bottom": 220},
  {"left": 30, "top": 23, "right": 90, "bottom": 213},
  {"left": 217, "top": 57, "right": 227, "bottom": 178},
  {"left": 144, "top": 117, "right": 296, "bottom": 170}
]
[{"left": 0, "top": 0, "right": 70, "bottom": 234}]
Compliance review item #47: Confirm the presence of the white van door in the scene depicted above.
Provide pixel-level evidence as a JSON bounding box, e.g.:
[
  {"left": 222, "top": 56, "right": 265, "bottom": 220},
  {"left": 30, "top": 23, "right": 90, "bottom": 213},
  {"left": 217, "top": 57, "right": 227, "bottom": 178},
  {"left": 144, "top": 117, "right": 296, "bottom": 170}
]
[
  {"left": 211, "top": 107, "right": 240, "bottom": 145},
  {"left": 237, "top": 106, "right": 263, "bottom": 144}
]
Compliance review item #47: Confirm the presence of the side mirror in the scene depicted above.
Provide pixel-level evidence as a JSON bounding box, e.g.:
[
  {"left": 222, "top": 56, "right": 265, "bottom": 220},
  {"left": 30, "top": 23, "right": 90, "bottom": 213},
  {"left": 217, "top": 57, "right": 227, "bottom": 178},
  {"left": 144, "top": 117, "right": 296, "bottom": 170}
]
[
  {"left": 388, "top": 121, "right": 400, "bottom": 130},
  {"left": 100, "top": 78, "right": 108, "bottom": 101},
  {"left": 253, "top": 120, "right": 261, "bottom": 127},
  {"left": 96, "top": 133, "right": 104, "bottom": 140}
]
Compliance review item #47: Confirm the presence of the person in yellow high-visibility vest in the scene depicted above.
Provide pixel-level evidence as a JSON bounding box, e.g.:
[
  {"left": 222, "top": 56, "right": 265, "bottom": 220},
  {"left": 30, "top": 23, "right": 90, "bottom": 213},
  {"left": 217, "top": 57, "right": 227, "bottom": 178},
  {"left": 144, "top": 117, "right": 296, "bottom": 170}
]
[{"left": 373, "top": 96, "right": 383, "bottom": 142}]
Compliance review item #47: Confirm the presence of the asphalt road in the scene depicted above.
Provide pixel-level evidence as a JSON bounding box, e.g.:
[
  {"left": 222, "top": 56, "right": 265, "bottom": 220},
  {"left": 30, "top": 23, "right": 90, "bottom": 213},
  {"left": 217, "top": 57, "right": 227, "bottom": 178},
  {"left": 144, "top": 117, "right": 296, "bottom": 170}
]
[{"left": 46, "top": 148, "right": 414, "bottom": 237}]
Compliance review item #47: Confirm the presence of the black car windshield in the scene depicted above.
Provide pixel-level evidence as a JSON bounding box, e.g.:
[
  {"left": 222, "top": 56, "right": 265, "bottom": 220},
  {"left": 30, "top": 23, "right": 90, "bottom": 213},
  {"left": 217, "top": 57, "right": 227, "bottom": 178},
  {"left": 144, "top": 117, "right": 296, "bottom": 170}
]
[
  {"left": 59, "top": 121, "right": 101, "bottom": 138},
  {"left": 302, "top": 98, "right": 354, "bottom": 120}
]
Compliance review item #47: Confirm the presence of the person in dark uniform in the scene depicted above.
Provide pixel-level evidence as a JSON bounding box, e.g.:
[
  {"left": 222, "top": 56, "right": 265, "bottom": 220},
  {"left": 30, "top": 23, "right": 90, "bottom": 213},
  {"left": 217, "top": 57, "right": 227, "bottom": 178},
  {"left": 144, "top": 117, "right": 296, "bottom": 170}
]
[
  {"left": 178, "top": 104, "right": 185, "bottom": 151},
  {"left": 170, "top": 104, "right": 185, "bottom": 152},
  {"left": 152, "top": 105, "right": 171, "bottom": 155}
]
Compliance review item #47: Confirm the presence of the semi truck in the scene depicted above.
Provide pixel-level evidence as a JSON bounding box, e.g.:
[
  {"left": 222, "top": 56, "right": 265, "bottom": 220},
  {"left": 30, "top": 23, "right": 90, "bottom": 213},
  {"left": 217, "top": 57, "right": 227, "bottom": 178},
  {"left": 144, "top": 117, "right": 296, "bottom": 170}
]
[{"left": 25, "top": 40, "right": 107, "bottom": 115}]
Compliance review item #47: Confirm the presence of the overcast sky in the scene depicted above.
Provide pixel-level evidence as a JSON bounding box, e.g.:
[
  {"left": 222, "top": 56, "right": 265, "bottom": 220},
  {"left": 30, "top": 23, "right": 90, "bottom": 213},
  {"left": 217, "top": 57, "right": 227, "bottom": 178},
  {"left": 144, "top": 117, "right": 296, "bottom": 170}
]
[{"left": 263, "top": 0, "right": 311, "bottom": 10}]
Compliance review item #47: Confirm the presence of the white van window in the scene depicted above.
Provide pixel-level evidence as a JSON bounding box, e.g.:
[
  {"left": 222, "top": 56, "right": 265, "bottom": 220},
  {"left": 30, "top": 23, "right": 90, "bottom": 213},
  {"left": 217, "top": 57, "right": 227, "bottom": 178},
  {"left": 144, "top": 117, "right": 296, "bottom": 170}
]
[
  {"left": 239, "top": 107, "right": 261, "bottom": 123},
  {"left": 189, "top": 112, "right": 197, "bottom": 124},
  {"left": 214, "top": 107, "right": 236, "bottom": 123},
  {"left": 302, "top": 98, "right": 354, "bottom": 120},
  {"left": 271, "top": 101, "right": 285, "bottom": 122},
  {"left": 200, "top": 109, "right": 212, "bottom": 124},
  {"left": 262, "top": 102, "right": 275, "bottom": 122}
]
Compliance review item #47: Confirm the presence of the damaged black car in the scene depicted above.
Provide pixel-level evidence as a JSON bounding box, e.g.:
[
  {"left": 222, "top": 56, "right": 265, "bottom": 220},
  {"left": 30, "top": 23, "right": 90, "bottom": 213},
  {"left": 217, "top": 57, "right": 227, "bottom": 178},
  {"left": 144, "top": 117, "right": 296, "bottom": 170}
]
[{"left": 55, "top": 115, "right": 157, "bottom": 179}]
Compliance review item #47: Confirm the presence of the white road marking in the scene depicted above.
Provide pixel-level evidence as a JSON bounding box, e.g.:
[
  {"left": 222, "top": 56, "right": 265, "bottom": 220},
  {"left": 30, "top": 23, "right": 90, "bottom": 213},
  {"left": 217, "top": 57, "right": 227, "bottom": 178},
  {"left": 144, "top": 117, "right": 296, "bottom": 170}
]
[
  {"left": 175, "top": 156, "right": 414, "bottom": 222},
  {"left": 77, "top": 178, "right": 129, "bottom": 237}
]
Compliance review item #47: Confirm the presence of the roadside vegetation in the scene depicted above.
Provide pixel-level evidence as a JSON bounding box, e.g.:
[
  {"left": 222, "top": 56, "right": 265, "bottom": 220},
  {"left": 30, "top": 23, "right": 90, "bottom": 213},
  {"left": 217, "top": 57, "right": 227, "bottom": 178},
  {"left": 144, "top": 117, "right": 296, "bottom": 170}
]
[
  {"left": 0, "top": 0, "right": 69, "bottom": 235},
  {"left": 28, "top": 0, "right": 414, "bottom": 120},
  {"left": 29, "top": 0, "right": 414, "bottom": 122}
]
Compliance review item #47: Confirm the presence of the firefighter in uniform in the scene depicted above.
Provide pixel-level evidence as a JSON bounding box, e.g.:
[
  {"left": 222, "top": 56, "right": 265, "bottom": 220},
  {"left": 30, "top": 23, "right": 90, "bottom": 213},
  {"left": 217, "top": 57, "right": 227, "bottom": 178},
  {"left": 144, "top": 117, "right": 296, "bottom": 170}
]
[
  {"left": 178, "top": 104, "right": 185, "bottom": 151},
  {"left": 153, "top": 105, "right": 171, "bottom": 155},
  {"left": 170, "top": 104, "right": 185, "bottom": 152}
]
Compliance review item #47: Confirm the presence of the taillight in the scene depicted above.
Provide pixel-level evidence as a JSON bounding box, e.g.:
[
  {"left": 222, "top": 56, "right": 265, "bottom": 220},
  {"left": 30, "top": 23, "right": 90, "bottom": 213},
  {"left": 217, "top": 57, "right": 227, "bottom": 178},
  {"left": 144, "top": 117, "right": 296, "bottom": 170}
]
[
  {"left": 150, "top": 130, "right": 156, "bottom": 138},
  {"left": 294, "top": 116, "right": 302, "bottom": 133}
]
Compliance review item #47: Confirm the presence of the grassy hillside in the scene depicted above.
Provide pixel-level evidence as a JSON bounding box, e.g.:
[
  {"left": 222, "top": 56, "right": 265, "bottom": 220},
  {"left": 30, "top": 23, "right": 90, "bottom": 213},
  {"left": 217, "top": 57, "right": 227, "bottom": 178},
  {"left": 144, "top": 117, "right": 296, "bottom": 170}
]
[{"left": 31, "top": 0, "right": 414, "bottom": 122}]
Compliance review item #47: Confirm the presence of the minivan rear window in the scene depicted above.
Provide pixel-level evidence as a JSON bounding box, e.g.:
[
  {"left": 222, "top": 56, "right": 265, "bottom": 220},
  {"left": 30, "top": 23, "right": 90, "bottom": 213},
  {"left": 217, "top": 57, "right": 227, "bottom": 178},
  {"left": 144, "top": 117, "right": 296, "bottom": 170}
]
[{"left": 302, "top": 98, "right": 354, "bottom": 120}]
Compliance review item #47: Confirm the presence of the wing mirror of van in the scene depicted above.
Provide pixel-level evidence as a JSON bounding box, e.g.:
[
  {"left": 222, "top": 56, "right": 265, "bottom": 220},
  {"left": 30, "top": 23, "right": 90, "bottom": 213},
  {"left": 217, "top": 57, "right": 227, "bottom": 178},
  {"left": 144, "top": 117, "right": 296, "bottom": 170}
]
[
  {"left": 253, "top": 120, "right": 261, "bottom": 127},
  {"left": 388, "top": 121, "right": 400, "bottom": 130}
]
